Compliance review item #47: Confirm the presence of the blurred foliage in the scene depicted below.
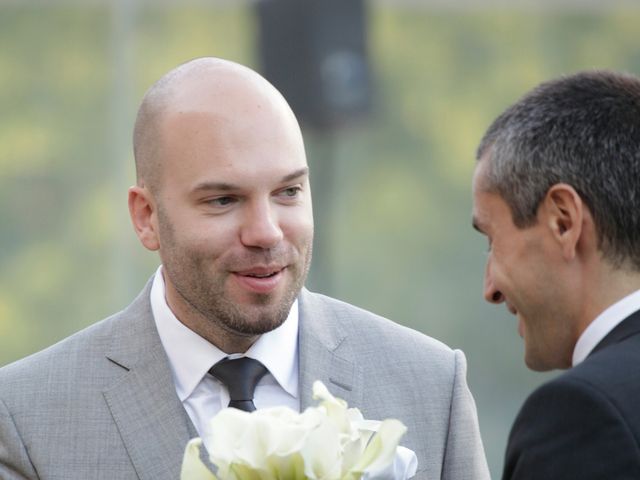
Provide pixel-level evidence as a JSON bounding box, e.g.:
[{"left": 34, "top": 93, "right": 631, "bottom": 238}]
[{"left": 2, "top": 3, "right": 640, "bottom": 476}]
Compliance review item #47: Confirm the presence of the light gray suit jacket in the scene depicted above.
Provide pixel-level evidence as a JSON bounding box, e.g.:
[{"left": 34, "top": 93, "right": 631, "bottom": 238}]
[{"left": 0, "top": 283, "right": 489, "bottom": 479}]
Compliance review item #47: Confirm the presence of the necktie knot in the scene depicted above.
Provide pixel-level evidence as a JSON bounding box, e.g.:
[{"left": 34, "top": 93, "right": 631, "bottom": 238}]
[{"left": 209, "top": 357, "right": 268, "bottom": 412}]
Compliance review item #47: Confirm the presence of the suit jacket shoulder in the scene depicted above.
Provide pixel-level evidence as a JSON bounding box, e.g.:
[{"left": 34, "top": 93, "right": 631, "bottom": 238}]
[
  {"left": 0, "top": 282, "right": 194, "bottom": 480},
  {"left": 0, "top": 284, "right": 155, "bottom": 405},
  {"left": 298, "top": 290, "right": 490, "bottom": 480},
  {"left": 503, "top": 311, "right": 640, "bottom": 480}
]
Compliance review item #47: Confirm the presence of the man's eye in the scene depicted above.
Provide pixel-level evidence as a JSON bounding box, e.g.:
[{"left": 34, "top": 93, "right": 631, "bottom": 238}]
[
  {"left": 208, "top": 196, "right": 235, "bottom": 207},
  {"left": 277, "top": 187, "right": 302, "bottom": 199},
  {"left": 280, "top": 187, "right": 301, "bottom": 197}
]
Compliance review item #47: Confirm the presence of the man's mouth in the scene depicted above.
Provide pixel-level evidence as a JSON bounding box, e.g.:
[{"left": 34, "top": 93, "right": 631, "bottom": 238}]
[
  {"left": 243, "top": 271, "right": 279, "bottom": 278},
  {"left": 235, "top": 266, "right": 285, "bottom": 277},
  {"left": 231, "top": 266, "right": 286, "bottom": 294}
]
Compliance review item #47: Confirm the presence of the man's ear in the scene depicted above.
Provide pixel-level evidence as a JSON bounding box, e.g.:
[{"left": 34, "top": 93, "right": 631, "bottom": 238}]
[
  {"left": 541, "top": 183, "right": 584, "bottom": 261},
  {"left": 128, "top": 185, "right": 160, "bottom": 251}
]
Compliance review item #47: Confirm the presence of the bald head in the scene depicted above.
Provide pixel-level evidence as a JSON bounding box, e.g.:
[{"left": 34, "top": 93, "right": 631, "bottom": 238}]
[
  {"left": 132, "top": 57, "right": 303, "bottom": 193},
  {"left": 128, "top": 58, "right": 312, "bottom": 352}
]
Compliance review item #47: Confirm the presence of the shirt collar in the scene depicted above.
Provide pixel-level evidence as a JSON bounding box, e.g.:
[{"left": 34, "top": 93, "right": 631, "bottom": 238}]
[
  {"left": 573, "top": 288, "right": 640, "bottom": 366},
  {"left": 150, "top": 266, "right": 299, "bottom": 401},
  {"left": 244, "top": 300, "right": 299, "bottom": 399}
]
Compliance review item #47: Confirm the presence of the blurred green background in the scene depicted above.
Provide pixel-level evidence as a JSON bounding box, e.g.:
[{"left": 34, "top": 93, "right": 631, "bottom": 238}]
[{"left": 2, "top": 1, "right": 640, "bottom": 476}]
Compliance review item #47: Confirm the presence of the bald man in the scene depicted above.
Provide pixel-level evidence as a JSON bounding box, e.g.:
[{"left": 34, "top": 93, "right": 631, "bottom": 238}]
[{"left": 0, "top": 58, "right": 489, "bottom": 480}]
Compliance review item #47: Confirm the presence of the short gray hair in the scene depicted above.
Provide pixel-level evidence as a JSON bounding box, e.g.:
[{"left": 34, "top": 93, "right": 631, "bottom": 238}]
[{"left": 477, "top": 70, "right": 640, "bottom": 270}]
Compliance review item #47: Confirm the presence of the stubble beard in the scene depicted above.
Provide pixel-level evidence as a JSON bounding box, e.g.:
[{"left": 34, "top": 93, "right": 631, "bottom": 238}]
[
  {"left": 158, "top": 208, "right": 312, "bottom": 339},
  {"left": 172, "top": 254, "right": 308, "bottom": 337}
]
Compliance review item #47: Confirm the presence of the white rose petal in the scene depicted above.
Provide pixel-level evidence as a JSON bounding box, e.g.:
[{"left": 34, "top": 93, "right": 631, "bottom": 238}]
[
  {"left": 301, "top": 417, "right": 343, "bottom": 479},
  {"left": 350, "top": 419, "right": 408, "bottom": 476},
  {"left": 182, "top": 381, "right": 414, "bottom": 480},
  {"left": 181, "top": 438, "right": 218, "bottom": 480}
]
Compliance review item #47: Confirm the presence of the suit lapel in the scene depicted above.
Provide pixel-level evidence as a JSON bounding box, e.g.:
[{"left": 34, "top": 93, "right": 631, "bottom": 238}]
[
  {"left": 102, "top": 283, "right": 196, "bottom": 480},
  {"left": 99, "top": 286, "right": 366, "bottom": 477},
  {"left": 297, "top": 289, "right": 363, "bottom": 410},
  {"left": 591, "top": 309, "right": 640, "bottom": 356}
]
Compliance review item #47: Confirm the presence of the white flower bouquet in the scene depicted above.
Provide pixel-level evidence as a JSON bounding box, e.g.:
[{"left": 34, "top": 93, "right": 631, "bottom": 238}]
[{"left": 181, "top": 381, "right": 417, "bottom": 480}]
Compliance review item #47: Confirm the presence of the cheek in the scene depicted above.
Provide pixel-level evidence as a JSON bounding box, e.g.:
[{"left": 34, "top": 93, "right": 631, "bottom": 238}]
[
  {"left": 486, "top": 252, "right": 508, "bottom": 288},
  {"left": 493, "top": 241, "right": 532, "bottom": 285},
  {"left": 193, "top": 226, "right": 237, "bottom": 256},
  {"left": 167, "top": 216, "right": 236, "bottom": 255},
  {"left": 281, "top": 210, "right": 314, "bottom": 242}
]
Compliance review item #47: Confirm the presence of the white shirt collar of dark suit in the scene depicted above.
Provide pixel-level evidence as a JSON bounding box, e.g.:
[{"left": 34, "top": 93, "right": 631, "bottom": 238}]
[{"left": 573, "top": 288, "right": 640, "bottom": 366}]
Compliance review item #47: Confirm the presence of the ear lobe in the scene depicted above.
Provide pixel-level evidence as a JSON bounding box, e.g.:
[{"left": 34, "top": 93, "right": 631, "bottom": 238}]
[
  {"left": 128, "top": 185, "right": 160, "bottom": 251},
  {"left": 543, "top": 184, "right": 583, "bottom": 260}
]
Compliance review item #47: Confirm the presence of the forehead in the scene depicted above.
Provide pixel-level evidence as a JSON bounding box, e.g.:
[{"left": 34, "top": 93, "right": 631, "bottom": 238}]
[
  {"left": 472, "top": 161, "right": 511, "bottom": 233},
  {"left": 157, "top": 106, "right": 307, "bottom": 189},
  {"left": 148, "top": 64, "right": 307, "bottom": 187},
  {"left": 472, "top": 156, "right": 492, "bottom": 193},
  {"left": 471, "top": 161, "right": 489, "bottom": 216}
]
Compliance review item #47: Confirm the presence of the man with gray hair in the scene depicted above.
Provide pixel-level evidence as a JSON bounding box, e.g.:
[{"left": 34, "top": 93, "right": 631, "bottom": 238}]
[{"left": 472, "top": 70, "right": 640, "bottom": 478}]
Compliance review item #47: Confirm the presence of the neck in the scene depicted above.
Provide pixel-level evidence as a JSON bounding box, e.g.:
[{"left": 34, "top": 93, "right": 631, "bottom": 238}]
[{"left": 580, "top": 261, "right": 640, "bottom": 334}]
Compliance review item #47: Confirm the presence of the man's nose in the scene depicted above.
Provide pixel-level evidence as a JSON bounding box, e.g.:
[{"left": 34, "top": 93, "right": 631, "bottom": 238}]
[
  {"left": 483, "top": 262, "right": 504, "bottom": 304},
  {"left": 240, "top": 201, "right": 284, "bottom": 249}
]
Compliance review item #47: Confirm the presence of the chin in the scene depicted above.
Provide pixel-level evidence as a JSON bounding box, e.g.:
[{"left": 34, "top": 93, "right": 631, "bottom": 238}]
[
  {"left": 524, "top": 359, "right": 554, "bottom": 372},
  {"left": 524, "top": 350, "right": 571, "bottom": 372},
  {"left": 231, "top": 317, "right": 286, "bottom": 336}
]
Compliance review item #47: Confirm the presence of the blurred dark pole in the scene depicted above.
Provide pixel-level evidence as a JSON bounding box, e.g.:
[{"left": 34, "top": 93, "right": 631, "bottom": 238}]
[{"left": 255, "top": 0, "right": 372, "bottom": 294}]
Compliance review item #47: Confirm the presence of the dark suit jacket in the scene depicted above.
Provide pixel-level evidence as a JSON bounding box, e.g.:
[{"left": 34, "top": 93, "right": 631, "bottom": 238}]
[{"left": 503, "top": 309, "right": 640, "bottom": 479}]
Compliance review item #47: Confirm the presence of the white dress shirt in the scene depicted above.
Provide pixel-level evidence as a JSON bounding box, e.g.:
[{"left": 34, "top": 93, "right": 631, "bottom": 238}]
[
  {"left": 572, "top": 288, "right": 640, "bottom": 366},
  {"left": 150, "top": 266, "right": 300, "bottom": 449}
]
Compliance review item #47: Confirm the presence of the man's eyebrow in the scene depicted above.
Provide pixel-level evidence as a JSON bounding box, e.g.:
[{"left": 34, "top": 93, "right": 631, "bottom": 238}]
[
  {"left": 281, "top": 167, "right": 309, "bottom": 183},
  {"left": 191, "top": 167, "right": 310, "bottom": 194},
  {"left": 192, "top": 181, "right": 237, "bottom": 193}
]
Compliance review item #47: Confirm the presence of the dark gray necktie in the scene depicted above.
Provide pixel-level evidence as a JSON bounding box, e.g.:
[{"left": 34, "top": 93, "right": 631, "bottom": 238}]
[{"left": 209, "top": 357, "right": 268, "bottom": 412}]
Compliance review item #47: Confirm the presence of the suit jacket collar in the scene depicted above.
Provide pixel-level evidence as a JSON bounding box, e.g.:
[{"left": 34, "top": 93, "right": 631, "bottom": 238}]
[
  {"left": 98, "top": 285, "right": 362, "bottom": 477},
  {"left": 102, "top": 280, "right": 196, "bottom": 480},
  {"left": 297, "top": 289, "right": 363, "bottom": 410},
  {"left": 590, "top": 308, "right": 640, "bottom": 356}
]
